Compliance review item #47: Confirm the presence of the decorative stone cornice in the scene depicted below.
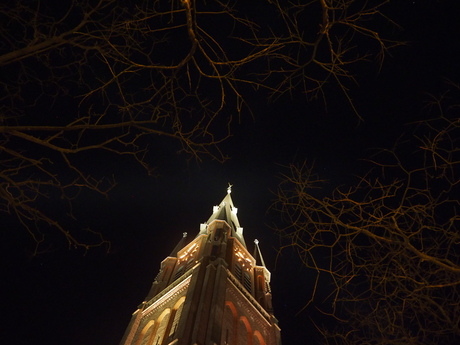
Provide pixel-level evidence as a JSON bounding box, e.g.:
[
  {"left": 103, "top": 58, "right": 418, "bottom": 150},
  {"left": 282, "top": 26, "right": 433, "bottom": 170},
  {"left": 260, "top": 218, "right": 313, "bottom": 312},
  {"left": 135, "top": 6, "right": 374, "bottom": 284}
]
[
  {"left": 226, "top": 268, "right": 271, "bottom": 322},
  {"left": 143, "top": 275, "right": 191, "bottom": 318},
  {"left": 144, "top": 264, "right": 198, "bottom": 310},
  {"left": 226, "top": 284, "right": 271, "bottom": 335}
]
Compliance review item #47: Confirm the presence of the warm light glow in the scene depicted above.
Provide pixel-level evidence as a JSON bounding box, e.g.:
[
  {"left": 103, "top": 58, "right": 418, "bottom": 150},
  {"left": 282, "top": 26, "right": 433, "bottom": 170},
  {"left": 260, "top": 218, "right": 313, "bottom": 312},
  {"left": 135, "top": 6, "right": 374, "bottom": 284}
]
[
  {"left": 234, "top": 247, "right": 253, "bottom": 271},
  {"left": 178, "top": 243, "right": 198, "bottom": 261}
]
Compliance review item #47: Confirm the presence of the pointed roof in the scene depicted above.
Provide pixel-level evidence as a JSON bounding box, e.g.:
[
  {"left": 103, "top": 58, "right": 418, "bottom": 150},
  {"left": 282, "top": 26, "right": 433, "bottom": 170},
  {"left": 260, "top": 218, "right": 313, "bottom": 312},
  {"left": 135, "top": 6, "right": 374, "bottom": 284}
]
[
  {"left": 198, "top": 185, "right": 247, "bottom": 247},
  {"left": 168, "top": 232, "right": 188, "bottom": 257},
  {"left": 253, "top": 239, "right": 266, "bottom": 267}
]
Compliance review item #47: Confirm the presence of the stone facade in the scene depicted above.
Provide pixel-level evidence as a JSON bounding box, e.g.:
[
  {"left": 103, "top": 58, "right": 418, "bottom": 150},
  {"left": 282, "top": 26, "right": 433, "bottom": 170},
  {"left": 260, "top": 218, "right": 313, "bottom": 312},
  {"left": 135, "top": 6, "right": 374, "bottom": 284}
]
[{"left": 119, "top": 190, "right": 281, "bottom": 345}]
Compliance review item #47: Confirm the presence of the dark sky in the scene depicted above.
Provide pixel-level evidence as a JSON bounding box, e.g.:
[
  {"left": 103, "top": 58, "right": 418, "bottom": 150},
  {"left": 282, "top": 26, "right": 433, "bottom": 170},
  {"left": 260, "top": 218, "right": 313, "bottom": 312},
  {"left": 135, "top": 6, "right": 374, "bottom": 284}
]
[{"left": 1, "top": 1, "right": 459, "bottom": 344}]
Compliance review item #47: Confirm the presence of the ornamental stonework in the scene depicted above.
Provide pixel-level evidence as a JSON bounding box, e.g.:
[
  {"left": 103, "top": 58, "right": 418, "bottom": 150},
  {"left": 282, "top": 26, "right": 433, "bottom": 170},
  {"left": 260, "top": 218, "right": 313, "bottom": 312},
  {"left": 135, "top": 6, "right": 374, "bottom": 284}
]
[
  {"left": 142, "top": 275, "right": 191, "bottom": 320},
  {"left": 226, "top": 281, "right": 270, "bottom": 337}
]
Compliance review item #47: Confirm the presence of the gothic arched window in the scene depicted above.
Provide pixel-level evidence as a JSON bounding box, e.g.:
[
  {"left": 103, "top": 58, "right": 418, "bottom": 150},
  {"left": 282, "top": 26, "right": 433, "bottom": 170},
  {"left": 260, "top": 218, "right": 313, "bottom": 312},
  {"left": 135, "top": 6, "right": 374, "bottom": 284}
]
[
  {"left": 151, "top": 309, "right": 170, "bottom": 345},
  {"left": 221, "top": 301, "right": 237, "bottom": 345},
  {"left": 135, "top": 320, "right": 155, "bottom": 345},
  {"left": 253, "top": 331, "right": 266, "bottom": 345},
  {"left": 168, "top": 297, "right": 186, "bottom": 341},
  {"left": 237, "top": 316, "right": 252, "bottom": 345}
]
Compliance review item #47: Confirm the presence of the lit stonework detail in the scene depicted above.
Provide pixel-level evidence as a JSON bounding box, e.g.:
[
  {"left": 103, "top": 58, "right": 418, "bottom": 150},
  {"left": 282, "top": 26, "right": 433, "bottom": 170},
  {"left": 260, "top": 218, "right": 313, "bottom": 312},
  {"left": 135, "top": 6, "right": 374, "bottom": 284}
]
[
  {"left": 235, "top": 247, "right": 253, "bottom": 271},
  {"left": 223, "top": 285, "right": 271, "bottom": 345},
  {"left": 177, "top": 243, "right": 198, "bottom": 264},
  {"left": 119, "top": 188, "right": 281, "bottom": 345},
  {"left": 207, "top": 220, "right": 230, "bottom": 239},
  {"left": 135, "top": 296, "right": 186, "bottom": 345}
]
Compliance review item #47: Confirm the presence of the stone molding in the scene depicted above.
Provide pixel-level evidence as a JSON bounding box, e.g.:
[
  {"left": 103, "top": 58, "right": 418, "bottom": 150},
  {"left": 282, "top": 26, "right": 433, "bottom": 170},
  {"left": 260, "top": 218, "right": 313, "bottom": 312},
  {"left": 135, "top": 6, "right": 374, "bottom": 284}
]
[
  {"left": 226, "top": 269, "right": 271, "bottom": 321},
  {"left": 143, "top": 275, "right": 191, "bottom": 318},
  {"left": 145, "top": 262, "right": 199, "bottom": 309},
  {"left": 226, "top": 279, "right": 271, "bottom": 334}
]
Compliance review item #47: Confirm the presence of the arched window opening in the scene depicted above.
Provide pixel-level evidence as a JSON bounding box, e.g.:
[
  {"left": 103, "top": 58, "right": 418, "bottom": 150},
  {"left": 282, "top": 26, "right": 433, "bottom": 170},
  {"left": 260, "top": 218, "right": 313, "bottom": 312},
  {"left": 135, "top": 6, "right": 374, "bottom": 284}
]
[
  {"left": 222, "top": 301, "right": 237, "bottom": 345},
  {"left": 168, "top": 297, "right": 186, "bottom": 341},
  {"left": 257, "top": 275, "right": 264, "bottom": 292},
  {"left": 135, "top": 320, "right": 155, "bottom": 345},
  {"left": 237, "top": 316, "right": 252, "bottom": 345},
  {"left": 253, "top": 331, "right": 266, "bottom": 345},
  {"left": 214, "top": 227, "right": 223, "bottom": 241},
  {"left": 152, "top": 309, "right": 170, "bottom": 345}
]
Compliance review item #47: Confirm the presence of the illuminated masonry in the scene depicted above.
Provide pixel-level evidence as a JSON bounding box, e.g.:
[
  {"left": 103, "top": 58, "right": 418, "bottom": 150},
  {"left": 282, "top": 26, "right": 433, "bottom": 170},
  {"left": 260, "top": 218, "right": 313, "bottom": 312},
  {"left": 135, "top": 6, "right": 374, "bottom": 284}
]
[{"left": 119, "top": 187, "right": 282, "bottom": 345}]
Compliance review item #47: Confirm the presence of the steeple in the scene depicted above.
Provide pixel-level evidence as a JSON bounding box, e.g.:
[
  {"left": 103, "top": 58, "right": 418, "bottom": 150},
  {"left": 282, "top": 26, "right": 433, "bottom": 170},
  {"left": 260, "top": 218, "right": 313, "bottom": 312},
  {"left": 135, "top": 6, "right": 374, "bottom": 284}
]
[
  {"left": 168, "top": 232, "right": 188, "bottom": 258},
  {"left": 254, "top": 239, "right": 267, "bottom": 267},
  {"left": 119, "top": 187, "right": 282, "bottom": 345},
  {"left": 198, "top": 183, "right": 246, "bottom": 247}
]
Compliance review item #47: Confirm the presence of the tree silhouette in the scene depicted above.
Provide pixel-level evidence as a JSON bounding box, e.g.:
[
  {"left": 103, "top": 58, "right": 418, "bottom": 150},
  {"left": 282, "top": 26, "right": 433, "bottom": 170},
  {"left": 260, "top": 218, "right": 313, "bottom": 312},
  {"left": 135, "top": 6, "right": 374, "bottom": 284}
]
[
  {"left": 272, "top": 84, "right": 460, "bottom": 344},
  {"left": 0, "top": 0, "right": 397, "bottom": 251}
]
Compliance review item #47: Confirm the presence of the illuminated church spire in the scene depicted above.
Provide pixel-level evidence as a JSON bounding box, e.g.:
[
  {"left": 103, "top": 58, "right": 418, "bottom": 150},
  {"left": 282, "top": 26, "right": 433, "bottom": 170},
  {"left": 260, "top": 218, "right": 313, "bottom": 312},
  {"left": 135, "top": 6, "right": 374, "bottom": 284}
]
[
  {"left": 198, "top": 183, "right": 246, "bottom": 247},
  {"left": 119, "top": 187, "right": 281, "bottom": 345}
]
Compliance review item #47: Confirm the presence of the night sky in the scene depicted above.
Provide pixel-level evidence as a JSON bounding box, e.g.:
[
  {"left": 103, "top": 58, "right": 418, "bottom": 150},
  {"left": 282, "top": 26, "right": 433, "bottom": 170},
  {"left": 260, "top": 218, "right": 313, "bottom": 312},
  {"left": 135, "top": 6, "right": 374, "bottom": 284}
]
[{"left": 1, "top": 1, "right": 460, "bottom": 344}]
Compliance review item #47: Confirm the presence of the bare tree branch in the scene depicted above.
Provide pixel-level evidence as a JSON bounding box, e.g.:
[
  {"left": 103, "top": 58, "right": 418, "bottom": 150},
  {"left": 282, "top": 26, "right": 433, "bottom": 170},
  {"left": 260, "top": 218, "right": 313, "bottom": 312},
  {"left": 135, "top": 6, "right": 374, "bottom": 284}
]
[
  {"left": 0, "top": 0, "right": 398, "bottom": 251},
  {"left": 272, "top": 84, "right": 460, "bottom": 344}
]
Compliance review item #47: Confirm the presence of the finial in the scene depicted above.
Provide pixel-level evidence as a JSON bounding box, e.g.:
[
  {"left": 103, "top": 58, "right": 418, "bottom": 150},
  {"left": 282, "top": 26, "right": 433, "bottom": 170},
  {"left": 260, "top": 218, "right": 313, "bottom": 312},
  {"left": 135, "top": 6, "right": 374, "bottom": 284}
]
[
  {"left": 253, "top": 239, "right": 266, "bottom": 267},
  {"left": 227, "top": 183, "right": 233, "bottom": 194},
  {"left": 183, "top": 232, "right": 188, "bottom": 238}
]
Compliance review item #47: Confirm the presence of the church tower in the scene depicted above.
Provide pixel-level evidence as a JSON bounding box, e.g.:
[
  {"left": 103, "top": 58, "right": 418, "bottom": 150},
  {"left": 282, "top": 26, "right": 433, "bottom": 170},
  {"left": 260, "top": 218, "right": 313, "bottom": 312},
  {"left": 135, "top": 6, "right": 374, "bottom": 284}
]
[{"left": 119, "top": 187, "right": 282, "bottom": 345}]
